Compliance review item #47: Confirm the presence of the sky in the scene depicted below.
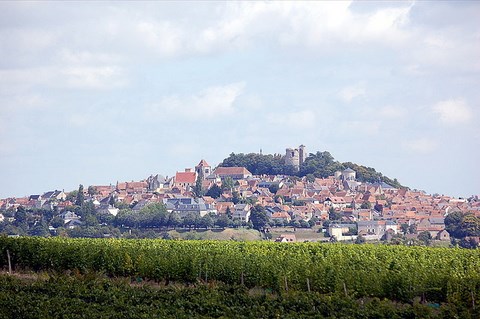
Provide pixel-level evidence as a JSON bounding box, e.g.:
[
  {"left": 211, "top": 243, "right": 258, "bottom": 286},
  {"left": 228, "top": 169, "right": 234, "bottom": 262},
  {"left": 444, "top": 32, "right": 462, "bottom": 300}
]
[{"left": 0, "top": 1, "right": 479, "bottom": 199}]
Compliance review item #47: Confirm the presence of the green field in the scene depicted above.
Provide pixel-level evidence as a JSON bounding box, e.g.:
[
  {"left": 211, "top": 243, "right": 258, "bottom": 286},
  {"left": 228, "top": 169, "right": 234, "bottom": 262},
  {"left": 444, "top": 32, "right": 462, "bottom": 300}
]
[
  {"left": 1, "top": 273, "right": 471, "bottom": 319},
  {"left": 0, "top": 236, "right": 479, "bottom": 318}
]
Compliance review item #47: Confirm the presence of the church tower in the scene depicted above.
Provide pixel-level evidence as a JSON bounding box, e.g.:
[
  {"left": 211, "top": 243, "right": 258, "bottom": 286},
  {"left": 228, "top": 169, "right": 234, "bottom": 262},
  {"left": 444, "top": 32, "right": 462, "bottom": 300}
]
[{"left": 195, "top": 159, "right": 211, "bottom": 180}]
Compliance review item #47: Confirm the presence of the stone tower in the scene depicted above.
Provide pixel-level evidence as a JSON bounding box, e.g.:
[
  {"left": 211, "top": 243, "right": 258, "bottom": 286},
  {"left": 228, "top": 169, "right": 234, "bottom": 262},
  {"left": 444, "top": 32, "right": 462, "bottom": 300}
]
[
  {"left": 285, "top": 145, "right": 306, "bottom": 171},
  {"left": 195, "top": 159, "right": 211, "bottom": 179},
  {"left": 299, "top": 144, "right": 306, "bottom": 165}
]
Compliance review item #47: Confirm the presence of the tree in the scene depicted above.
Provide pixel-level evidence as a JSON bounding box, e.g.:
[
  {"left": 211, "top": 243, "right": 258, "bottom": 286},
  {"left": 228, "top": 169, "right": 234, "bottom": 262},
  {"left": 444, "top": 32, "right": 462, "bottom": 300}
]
[
  {"left": 444, "top": 211, "right": 480, "bottom": 239},
  {"left": 205, "top": 184, "right": 222, "bottom": 199},
  {"left": 75, "top": 185, "right": 85, "bottom": 206},
  {"left": 400, "top": 223, "right": 409, "bottom": 235},
  {"left": 29, "top": 220, "right": 50, "bottom": 237},
  {"left": 193, "top": 171, "right": 204, "bottom": 198},
  {"left": 65, "top": 190, "right": 78, "bottom": 202},
  {"left": 215, "top": 214, "right": 229, "bottom": 229},
  {"left": 14, "top": 206, "right": 27, "bottom": 227},
  {"left": 299, "top": 220, "right": 310, "bottom": 228},
  {"left": 268, "top": 183, "right": 279, "bottom": 194},
  {"left": 355, "top": 234, "right": 366, "bottom": 244},
  {"left": 408, "top": 223, "right": 417, "bottom": 234},
  {"left": 417, "top": 231, "right": 432, "bottom": 245},
  {"left": 360, "top": 201, "right": 371, "bottom": 209},
  {"left": 328, "top": 207, "right": 342, "bottom": 221},
  {"left": 222, "top": 177, "right": 234, "bottom": 191},
  {"left": 139, "top": 203, "right": 168, "bottom": 228},
  {"left": 199, "top": 215, "right": 213, "bottom": 229},
  {"left": 250, "top": 205, "right": 268, "bottom": 231},
  {"left": 308, "top": 216, "right": 319, "bottom": 227},
  {"left": 87, "top": 186, "right": 98, "bottom": 196},
  {"left": 232, "top": 191, "right": 241, "bottom": 204},
  {"left": 50, "top": 216, "right": 64, "bottom": 228},
  {"left": 306, "top": 174, "right": 316, "bottom": 183},
  {"left": 183, "top": 213, "right": 196, "bottom": 230},
  {"left": 445, "top": 211, "right": 464, "bottom": 238},
  {"left": 167, "top": 212, "right": 181, "bottom": 229},
  {"left": 225, "top": 207, "right": 232, "bottom": 219}
]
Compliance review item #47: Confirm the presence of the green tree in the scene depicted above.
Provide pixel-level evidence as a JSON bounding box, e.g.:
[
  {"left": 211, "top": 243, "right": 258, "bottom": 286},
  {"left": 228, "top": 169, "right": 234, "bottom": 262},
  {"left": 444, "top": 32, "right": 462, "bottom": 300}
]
[
  {"left": 193, "top": 171, "right": 204, "bottom": 198},
  {"left": 183, "top": 213, "right": 196, "bottom": 230},
  {"left": 232, "top": 191, "right": 241, "bottom": 204},
  {"left": 199, "top": 215, "right": 213, "bottom": 229},
  {"left": 205, "top": 184, "right": 222, "bottom": 199},
  {"left": 308, "top": 216, "right": 319, "bottom": 227},
  {"left": 65, "top": 190, "right": 78, "bottom": 202},
  {"left": 14, "top": 206, "right": 27, "bottom": 227},
  {"left": 222, "top": 177, "right": 234, "bottom": 191},
  {"left": 408, "top": 224, "right": 417, "bottom": 234},
  {"left": 50, "top": 216, "right": 64, "bottom": 228},
  {"left": 328, "top": 207, "right": 342, "bottom": 221},
  {"left": 75, "top": 185, "right": 85, "bottom": 206},
  {"left": 445, "top": 211, "right": 465, "bottom": 238},
  {"left": 360, "top": 201, "right": 372, "bottom": 209},
  {"left": 167, "top": 212, "right": 181, "bottom": 229},
  {"left": 250, "top": 205, "right": 268, "bottom": 231},
  {"left": 400, "top": 223, "right": 409, "bottom": 235},
  {"left": 215, "top": 214, "right": 229, "bottom": 229},
  {"left": 87, "top": 186, "right": 98, "bottom": 196},
  {"left": 417, "top": 231, "right": 432, "bottom": 245},
  {"left": 225, "top": 207, "right": 232, "bottom": 219},
  {"left": 29, "top": 219, "right": 50, "bottom": 237},
  {"left": 268, "top": 183, "right": 279, "bottom": 194}
]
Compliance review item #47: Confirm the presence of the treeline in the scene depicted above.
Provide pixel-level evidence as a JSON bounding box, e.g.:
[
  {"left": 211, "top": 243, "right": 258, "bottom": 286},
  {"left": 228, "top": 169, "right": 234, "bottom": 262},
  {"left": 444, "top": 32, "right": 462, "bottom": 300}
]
[
  {"left": 445, "top": 211, "right": 480, "bottom": 248},
  {"left": 219, "top": 151, "right": 404, "bottom": 188}
]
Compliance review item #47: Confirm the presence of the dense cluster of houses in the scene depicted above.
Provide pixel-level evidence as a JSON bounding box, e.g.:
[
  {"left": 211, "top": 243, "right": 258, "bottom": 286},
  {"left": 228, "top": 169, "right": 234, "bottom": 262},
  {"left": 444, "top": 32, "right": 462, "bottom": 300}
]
[{"left": 1, "top": 159, "right": 479, "bottom": 240}]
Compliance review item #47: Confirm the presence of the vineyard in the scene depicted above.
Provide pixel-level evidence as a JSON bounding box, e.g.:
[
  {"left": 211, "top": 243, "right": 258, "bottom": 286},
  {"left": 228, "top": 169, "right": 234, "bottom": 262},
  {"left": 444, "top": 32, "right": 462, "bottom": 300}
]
[{"left": 1, "top": 236, "right": 479, "bottom": 306}]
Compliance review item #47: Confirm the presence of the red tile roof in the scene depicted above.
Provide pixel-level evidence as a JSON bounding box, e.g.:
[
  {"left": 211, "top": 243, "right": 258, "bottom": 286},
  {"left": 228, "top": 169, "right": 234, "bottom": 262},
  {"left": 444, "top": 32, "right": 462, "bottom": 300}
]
[
  {"left": 196, "top": 159, "right": 210, "bottom": 167},
  {"left": 214, "top": 167, "right": 252, "bottom": 176},
  {"left": 175, "top": 171, "right": 196, "bottom": 184}
]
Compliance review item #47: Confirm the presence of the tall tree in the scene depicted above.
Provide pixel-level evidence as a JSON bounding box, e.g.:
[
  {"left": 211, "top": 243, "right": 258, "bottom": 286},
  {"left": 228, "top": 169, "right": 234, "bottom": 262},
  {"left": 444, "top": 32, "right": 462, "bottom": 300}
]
[
  {"left": 250, "top": 205, "right": 268, "bottom": 231},
  {"left": 193, "top": 171, "right": 204, "bottom": 198},
  {"left": 75, "top": 184, "right": 85, "bottom": 206}
]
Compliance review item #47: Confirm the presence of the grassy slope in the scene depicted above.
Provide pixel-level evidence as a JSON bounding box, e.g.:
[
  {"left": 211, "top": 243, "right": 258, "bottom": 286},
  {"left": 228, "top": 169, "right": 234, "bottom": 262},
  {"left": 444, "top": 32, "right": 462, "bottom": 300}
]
[{"left": 168, "top": 228, "right": 262, "bottom": 241}]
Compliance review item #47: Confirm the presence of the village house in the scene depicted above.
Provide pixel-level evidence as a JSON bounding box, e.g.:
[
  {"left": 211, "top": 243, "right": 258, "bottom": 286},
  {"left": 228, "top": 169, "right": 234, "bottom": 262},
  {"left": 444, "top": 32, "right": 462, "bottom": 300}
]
[
  {"left": 174, "top": 169, "right": 197, "bottom": 190},
  {"left": 271, "top": 212, "right": 291, "bottom": 224},
  {"left": 212, "top": 167, "right": 253, "bottom": 180},
  {"left": 275, "top": 234, "right": 296, "bottom": 243},
  {"left": 164, "top": 197, "right": 213, "bottom": 217},
  {"left": 232, "top": 203, "right": 251, "bottom": 222}
]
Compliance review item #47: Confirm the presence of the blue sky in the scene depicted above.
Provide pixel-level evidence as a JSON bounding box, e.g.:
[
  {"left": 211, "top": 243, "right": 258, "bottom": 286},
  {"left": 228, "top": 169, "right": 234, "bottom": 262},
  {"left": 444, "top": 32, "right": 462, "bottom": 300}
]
[{"left": 0, "top": 1, "right": 479, "bottom": 198}]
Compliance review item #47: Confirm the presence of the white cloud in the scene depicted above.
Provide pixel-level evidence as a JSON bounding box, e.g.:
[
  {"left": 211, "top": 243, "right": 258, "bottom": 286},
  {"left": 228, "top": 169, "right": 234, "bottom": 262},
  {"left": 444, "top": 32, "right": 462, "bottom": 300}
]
[
  {"left": 432, "top": 98, "right": 472, "bottom": 125},
  {"left": 379, "top": 106, "right": 406, "bottom": 119},
  {"left": 267, "top": 110, "right": 317, "bottom": 128},
  {"left": 136, "top": 21, "right": 184, "bottom": 56},
  {"left": 58, "top": 49, "right": 122, "bottom": 65},
  {"left": 339, "top": 83, "right": 367, "bottom": 103},
  {"left": 402, "top": 137, "right": 437, "bottom": 154},
  {"left": 61, "top": 66, "right": 127, "bottom": 89},
  {"left": 147, "top": 82, "right": 245, "bottom": 119}
]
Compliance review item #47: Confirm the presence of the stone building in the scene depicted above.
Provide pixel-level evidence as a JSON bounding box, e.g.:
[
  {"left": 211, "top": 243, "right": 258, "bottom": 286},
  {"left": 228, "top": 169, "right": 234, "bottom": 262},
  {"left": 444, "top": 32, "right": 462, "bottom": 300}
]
[{"left": 285, "top": 145, "right": 306, "bottom": 170}]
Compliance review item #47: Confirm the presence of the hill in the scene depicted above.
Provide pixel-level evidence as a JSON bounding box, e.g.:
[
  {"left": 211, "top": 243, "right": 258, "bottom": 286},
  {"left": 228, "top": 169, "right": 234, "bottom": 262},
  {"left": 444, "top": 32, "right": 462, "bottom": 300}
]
[{"left": 218, "top": 150, "right": 404, "bottom": 189}]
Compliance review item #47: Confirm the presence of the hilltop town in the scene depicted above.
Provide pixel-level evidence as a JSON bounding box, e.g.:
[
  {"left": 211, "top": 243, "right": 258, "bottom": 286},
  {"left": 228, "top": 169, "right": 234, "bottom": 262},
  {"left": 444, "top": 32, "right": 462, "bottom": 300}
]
[{"left": 1, "top": 146, "right": 479, "bottom": 246}]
